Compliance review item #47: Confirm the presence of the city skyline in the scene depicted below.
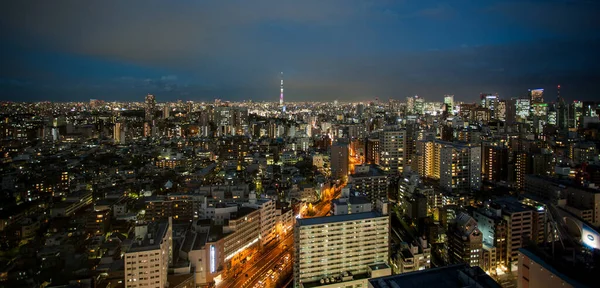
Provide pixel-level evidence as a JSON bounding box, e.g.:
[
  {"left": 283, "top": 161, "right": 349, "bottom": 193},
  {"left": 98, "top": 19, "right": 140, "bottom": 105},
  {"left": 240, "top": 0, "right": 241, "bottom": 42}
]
[{"left": 1, "top": 0, "right": 599, "bottom": 102}]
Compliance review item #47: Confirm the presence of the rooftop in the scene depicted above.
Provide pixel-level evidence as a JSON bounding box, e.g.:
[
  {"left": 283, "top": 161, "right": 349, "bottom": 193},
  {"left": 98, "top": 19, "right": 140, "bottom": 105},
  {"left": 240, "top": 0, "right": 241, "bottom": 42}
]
[
  {"left": 519, "top": 246, "right": 596, "bottom": 287},
  {"left": 129, "top": 221, "right": 169, "bottom": 252},
  {"left": 494, "top": 197, "right": 535, "bottom": 214},
  {"left": 369, "top": 263, "right": 390, "bottom": 271},
  {"left": 350, "top": 165, "right": 385, "bottom": 177},
  {"left": 297, "top": 211, "right": 386, "bottom": 227},
  {"left": 332, "top": 196, "right": 371, "bottom": 206},
  {"left": 302, "top": 271, "right": 370, "bottom": 288},
  {"left": 368, "top": 264, "right": 501, "bottom": 288},
  {"left": 527, "top": 174, "right": 600, "bottom": 194},
  {"left": 230, "top": 206, "right": 257, "bottom": 220}
]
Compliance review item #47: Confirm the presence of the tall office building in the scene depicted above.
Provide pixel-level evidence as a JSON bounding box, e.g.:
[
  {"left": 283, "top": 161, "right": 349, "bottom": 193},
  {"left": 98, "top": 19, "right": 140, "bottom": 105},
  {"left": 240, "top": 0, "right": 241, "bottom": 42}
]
[
  {"left": 496, "top": 100, "right": 506, "bottom": 121},
  {"left": 125, "top": 218, "right": 172, "bottom": 288},
  {"left": 145, "top": 94, "right": 156, "bottom": 122},
  {"left": 379, "top": 127, "right": 407, "bottom": 174},
  {"left": 515, "top": 98, "right": 531, "bottom": 123},
  {"left": 444, "top": 95, "right": 454, "bottom": 115},
  {"left": 529, "top": 88, "right": 544, "bottom": 103},
  {"left": 294, "top": 209, "right": 390, "bottom": 288},
  {"left": 414, "top": 97, "right": 425, "bottom": 115},
  {"left": 481, "top": 94, "right": 499, "bottom": 118},
  {"left": 547, "top": 105, "right": 557, "bottom": 126},
  {"left": 569, "top": 101, "right": 583, "bottom": 129},
  {"left": 331, "top": 140, "right": 350, "bottom": 179}
]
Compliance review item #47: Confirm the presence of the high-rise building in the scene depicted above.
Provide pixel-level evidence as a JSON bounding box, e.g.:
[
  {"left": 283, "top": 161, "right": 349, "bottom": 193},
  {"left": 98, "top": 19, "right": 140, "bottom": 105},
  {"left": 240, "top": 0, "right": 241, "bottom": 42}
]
[
  {"left": 406, "top": 96, "right": 415, "bottom": 115},
  {"left": 379, "top": 127, "right": 407, "bottom": 174},
  {"left": 481, "top": 94, "right": 499, "bottom": 118},
  {"left": 331, "top": 140, "right": 350, "bottom": 179},
  {"left": 366, "top": 137, "right": 380, "bottom": 165},
  {"left": 294, "top": 210, "right": 390, "bottom": 288},
  {"left": 495, "top": 199, "right": 535, "bottom": 267},
  {"left": 569, "top": 101, "right": 583, "bottom": 129},
  {"left": 114, "top": 122, "right": 122, "bottom": 144},
  {"left": 446, "top": 212, "right": 483, "bottom": 267},
  {"left": 414, "top": 96, "right": 425, "bottom": 115},
  {"left": 125, "top": 218, "right": 173, "bottom": 288},
  {"left": 416, "top": 140, "right": 481, "bottom": 192},
  {"left": 349, "top": 165, "right": 388, "bottom": 205},
  {"left": 415, "top": 140, "right": 440, "bottom": 179},
  {"left": 529, "top": 88, "right": 544, "bottom": 103},
  {"left": 444, "top": 95, "right": 454, "bottom": 115},
  {"left": 496, "top": 100, "right": 506, "bottom": 121},
  {"left": 483, "top": 144, "right": 509, "bottom": 182},
  {"left": 439, "top": 141, "right": 482, "bottom": 192},
  {"left": 515, "top": 152, "right": 532, "bottom": 190},
  {"left": 145, "top": 94, "right": 156, "bottom": 121},
  {"left": 515, "top": 98, "right": 531, "bottom": 123},
  {"left": 163, "top": 105, "right": 170, "bottom": 119},
  {"left": 473, "top": 205, "right": 508, "bottom": 273}
]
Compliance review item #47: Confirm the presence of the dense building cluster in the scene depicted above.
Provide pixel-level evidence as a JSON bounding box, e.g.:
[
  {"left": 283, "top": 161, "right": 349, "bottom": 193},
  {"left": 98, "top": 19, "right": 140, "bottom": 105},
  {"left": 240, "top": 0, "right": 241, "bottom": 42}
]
[{"left": 0, "top": 88, "right": 598, "bottom": 288}]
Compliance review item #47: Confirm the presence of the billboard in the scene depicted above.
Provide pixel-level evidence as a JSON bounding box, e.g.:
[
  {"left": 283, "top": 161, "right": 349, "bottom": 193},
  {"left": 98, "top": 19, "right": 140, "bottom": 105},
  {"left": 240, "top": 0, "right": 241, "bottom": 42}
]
[{"left": 581, "top": 224, "right": 600, "bottom": 250}]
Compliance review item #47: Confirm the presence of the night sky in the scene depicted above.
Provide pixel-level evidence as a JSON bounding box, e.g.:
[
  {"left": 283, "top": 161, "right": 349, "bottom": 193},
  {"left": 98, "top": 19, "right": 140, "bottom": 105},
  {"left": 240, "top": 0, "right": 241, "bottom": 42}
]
[{"left": 1, "top": 0, "right": 599, "bottom": 103}]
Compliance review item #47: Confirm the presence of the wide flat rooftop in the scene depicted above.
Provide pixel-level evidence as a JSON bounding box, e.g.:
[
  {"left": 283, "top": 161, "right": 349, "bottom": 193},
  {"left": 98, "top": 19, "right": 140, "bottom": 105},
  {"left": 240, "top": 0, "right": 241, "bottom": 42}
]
[
  {"left": 368, "top": 264, "right": 501, "bottom": 288},
  {"left": 129, "top": 221, "right": 169, "bottom": 252},
  {"left": 297, "top": 211, "right": 385, "bottom": 227}
]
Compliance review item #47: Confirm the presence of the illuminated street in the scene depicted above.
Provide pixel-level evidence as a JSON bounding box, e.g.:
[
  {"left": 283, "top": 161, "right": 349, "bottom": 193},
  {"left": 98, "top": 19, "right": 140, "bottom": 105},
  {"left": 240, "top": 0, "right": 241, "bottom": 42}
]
[{"left": 218, "top": 234, "right": 294, "bottom": 288}]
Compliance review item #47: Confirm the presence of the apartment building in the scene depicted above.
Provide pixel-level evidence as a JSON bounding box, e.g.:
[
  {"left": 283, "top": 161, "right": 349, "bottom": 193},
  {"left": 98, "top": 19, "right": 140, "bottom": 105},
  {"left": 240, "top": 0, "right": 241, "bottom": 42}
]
[
  {"left": 222, "top": 207, "right": 261, "bottom": 264},
  {"left": 495, "top": 199, "right": 535, "bottom": 267},
  {"left": 379, "top": 127, "right": 407, "bottom": 174},
  {"left": 473, "top": 204, "right": 508, "bottom": 273},
  {"left": 242, "top": 194, "right": 278, "bottom": 247},
  {"left": 294, "top": 210, "right": 390, "bottom": 288},
  {"left": 349, "top": 165, "right": 388, "bottom": 205},
  {"left": 447, "top": 212, "right": 482, "bottom": 267},
  {"left": 439, "top": 141, "right": 482, "bottom": 192},
  {"left": 125, "top": 218, "right": 173, "bottom": 288},
  {"left": 392, "top": 238, "right": 431, "bottom": 274},
  {"left": 416, "top": 140, "right": 481, "bottom": 192},
  {"left": 331, "top": 141, "right": 350, "bottom": 179}
]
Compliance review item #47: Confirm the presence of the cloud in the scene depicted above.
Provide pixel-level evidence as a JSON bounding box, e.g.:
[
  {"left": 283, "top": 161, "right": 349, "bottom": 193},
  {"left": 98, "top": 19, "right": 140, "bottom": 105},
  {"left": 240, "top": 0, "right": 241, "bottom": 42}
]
[
  {"left": 1, "top": 1, "right": 599, "bottom": 102},
  {"left": 485, "top": 0, "right": 600, "bottom": 36},
  {"left": 0, "top": 1, "right": 369, "bottom": 66}
]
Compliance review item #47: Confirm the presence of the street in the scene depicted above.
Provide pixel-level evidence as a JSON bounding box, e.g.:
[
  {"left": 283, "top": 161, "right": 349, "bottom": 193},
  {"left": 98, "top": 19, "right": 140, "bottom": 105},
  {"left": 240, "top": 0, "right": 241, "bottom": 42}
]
[{"left": 218, "top": 234, "right": 294, "bottom": 288}]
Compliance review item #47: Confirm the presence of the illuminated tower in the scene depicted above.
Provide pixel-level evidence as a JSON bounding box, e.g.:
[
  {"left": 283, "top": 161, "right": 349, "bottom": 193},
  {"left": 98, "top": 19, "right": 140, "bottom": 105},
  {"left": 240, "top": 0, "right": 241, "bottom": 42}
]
[{"left": 280, "top": 72, "right": 284, "bottom": 106}]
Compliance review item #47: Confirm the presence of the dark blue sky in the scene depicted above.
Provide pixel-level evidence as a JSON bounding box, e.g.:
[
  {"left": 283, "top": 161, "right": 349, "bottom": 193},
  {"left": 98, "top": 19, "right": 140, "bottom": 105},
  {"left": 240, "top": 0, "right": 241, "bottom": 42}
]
[{"left": 1, "top": 0, "right": 599, "bottom": 102}]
